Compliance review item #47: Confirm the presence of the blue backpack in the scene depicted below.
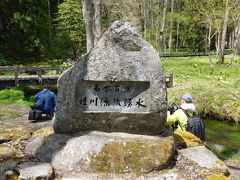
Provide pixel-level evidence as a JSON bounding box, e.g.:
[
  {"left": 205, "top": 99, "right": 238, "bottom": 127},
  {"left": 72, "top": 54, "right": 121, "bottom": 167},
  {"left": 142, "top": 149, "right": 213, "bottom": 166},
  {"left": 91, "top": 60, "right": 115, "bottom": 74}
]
[{"left": 182, "top": 110, "right": 205, "bottom": 141}]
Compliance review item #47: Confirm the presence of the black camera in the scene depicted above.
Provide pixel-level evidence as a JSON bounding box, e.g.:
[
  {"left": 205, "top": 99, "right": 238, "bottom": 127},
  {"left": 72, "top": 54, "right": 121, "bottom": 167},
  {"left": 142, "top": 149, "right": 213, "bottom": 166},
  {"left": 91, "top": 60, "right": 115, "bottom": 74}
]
[{"left": 168, "top": 103, "right": 179, "bottom": 115}]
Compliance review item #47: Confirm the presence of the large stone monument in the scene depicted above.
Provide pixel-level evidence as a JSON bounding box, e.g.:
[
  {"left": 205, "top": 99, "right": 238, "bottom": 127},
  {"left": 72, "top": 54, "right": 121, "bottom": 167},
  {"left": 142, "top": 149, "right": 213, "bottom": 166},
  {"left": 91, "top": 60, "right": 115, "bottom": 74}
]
[
  {"left": 53, "top": 21, "right": 167, "bottom": 135},
  {"left": 20, "top": 21, "right": 229, "bottom": 179}
]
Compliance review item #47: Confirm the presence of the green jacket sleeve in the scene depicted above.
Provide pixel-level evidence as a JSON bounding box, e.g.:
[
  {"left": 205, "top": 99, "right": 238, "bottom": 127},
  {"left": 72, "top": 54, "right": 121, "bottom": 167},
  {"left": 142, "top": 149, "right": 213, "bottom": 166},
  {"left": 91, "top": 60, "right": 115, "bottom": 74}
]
[{"left": 167, "top": 109, "right": 188, "bottom": 131}]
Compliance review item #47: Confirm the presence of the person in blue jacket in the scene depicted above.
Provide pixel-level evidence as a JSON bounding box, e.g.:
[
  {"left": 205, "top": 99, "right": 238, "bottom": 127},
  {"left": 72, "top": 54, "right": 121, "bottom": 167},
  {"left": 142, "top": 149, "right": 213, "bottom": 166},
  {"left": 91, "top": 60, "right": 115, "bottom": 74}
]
[{"left": 34, "top": 84, "right": 57, "bottom": 119}]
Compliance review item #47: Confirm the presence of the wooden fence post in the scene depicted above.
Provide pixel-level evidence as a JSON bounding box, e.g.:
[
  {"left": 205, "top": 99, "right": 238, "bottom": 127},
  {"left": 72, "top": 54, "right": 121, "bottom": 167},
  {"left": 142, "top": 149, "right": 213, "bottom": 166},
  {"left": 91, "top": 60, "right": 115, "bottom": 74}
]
[
  {"left": 14, "top": 66, "right": 19, "bottom": 87},
  {"left": 37, "top": 68, "right": 42, "bottom": 85},
  {"left": 169, "top": 73, "right": 173, "bottom": 87}
]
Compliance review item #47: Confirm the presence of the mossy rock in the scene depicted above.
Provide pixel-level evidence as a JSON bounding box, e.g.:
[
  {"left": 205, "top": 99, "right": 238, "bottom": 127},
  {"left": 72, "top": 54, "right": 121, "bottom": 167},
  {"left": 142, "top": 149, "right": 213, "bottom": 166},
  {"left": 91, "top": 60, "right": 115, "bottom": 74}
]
[
  {"left": 174, "top": 129, "right": 203, "bottom": 149},
  {"left": 32, "top": 127, "right": 53, "bottom": 137},
  {"left": 33, "top": 131, "right": 175, "bottom": 175},
  {"left": 5, "top": 170, "right": 19, "bottom": 180},
  {"left": 204, "top": 173, "right": 229, "bottom": 180},
  {"left": 0, "top": 144, "right": 17, "bottom": 160},
  {"left": 0, "top": 144, "right": 21, "bottom": 178},
  {"left": 0, "top": 127, "right": 32, "bottom": 142},
  {"left": 90, "top": 136, "right": 174, "bottom": 174}
]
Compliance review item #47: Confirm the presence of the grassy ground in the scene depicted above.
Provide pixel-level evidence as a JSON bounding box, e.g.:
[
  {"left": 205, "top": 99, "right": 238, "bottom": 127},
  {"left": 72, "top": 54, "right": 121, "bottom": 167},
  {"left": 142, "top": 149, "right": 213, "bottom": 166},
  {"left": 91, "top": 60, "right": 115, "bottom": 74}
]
[{"left": 162, "top": 55, "right": 240, "bottom": 123}]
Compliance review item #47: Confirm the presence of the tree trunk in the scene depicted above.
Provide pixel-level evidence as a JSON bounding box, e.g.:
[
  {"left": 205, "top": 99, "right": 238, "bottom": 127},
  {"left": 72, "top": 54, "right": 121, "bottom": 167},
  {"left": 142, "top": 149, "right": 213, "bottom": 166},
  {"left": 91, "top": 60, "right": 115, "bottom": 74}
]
[
  {"left": 94, "top": 0, "right": 101, "bottom": 44},
  {"left": 176, "top": 18, "right": 179, "bottom": 52},
  {"left": 149, "top": 0, "right": 154, "bottom": 41},
  {"left": 208, "top": 22, "right": 213, "bottom": 66},
  {"left": 83, "top": 0, "right": 94, "bottom": 52},
  {"left": 0, "top": 16, "right": 2, "bottom": 30},
  {"left": 48, "top": 0, "right": 52, "bottom": 49},
  {"left": 71, "top": 43, "right": 77, "bottom": 59},
  {"left": 215, "top": 30, "right": 221, "bottom": 54},
  {"left": 156, "top": 0, "right": 161, "bottom": 47},
  {"left": 143, "top": 0, "right": 147, "bottom": 38},
  {"left": 230, "top": 0, "right": 240, "bottom": 65},
  {"left": 219, "top": 0, "right": 229, "bottom": 64},
  {"left": 176, "top": 0, "right": 180, "bottom": 52},
  {"left": 230, "top": 27, "right": 240, "bottom": 65},
  {"left": 168, "top": 0, "right": 174, "bottom": 52},
  {"left": 160, "top": 0, "right": 168, "bottom": 51}
]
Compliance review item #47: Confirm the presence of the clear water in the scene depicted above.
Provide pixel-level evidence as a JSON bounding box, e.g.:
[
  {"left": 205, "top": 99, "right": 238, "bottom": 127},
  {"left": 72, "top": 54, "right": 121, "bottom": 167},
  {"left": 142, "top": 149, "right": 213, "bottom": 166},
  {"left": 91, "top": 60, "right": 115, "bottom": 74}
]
[{"left": 205, "top": 119, "right": 240, "bottom": 149}]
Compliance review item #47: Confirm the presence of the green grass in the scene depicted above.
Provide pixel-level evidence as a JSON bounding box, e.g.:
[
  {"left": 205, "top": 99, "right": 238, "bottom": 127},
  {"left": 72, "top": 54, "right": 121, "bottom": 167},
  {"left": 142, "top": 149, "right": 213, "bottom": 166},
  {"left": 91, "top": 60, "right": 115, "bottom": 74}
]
[
  {"left": 0, "top": 86, "right": 57, "bottom": 106},
  {"left": 163, "top": 55, "right": 240, "bottom": 123},
  {"left": 0, "top": 88, "right": 33, "bottom": 106}
]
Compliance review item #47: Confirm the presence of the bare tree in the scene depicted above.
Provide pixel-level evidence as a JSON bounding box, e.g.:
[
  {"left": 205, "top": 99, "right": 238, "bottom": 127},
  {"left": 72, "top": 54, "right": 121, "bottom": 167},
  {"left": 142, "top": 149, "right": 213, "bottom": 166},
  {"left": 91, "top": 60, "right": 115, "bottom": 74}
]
[
  {"left": 176, "top": 0, "right": 180, "bottom": 52},
  {"left": 160, "top": 0, "right": 168, "bottom": 50},
  {"left": 48, "top": 0, "right": 52, "bottom": 49},
  {"left": 82, "top": 0, "right": 94, "bottom": 52},
  {"left": 94, "top": 0, "right": 101, "bottom": 44},
  {"left": 219, "top": 0, "right": 229, "bottom": 64},
  {"left": 230, "top": 0, "right": 240, "bottom": 65},
  {"left": 168, "top": 0, "right": 174, "bottom": 52},
  {"left": 143, "top": 0, "right": 147, "bottom": 37}
]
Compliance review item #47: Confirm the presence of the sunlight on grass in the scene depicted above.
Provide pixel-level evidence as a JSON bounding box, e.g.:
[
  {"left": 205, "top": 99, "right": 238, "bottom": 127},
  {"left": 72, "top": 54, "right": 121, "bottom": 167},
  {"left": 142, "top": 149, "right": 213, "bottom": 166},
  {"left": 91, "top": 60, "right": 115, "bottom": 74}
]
[
  {"left": 0, "top": 89, "right": 33, "bottom": 106},
  {"left": 163, "top": 56, "right": 240, "bottom": 123}
]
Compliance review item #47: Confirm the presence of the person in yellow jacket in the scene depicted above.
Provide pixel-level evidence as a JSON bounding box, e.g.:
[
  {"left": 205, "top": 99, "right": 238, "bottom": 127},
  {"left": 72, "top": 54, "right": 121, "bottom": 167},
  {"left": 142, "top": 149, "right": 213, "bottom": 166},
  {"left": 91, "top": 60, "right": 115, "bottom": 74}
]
[{"left": 167, "top": 94, "right": 196, "bottom": 131}]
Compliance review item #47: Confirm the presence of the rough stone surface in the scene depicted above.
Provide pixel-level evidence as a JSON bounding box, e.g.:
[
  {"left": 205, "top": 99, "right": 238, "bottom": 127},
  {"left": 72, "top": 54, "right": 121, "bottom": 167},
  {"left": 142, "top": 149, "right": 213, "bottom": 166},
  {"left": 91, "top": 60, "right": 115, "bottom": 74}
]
[
  {"left": 176, "top": 146, "right": 229, "bottom": 179},
  {"left": 18, "top": 162, "right": 53, "bottom": 180},
  {"left": 53, "top": 21, "right": 167, "bottom": 134},
  {"left": 25, "top": 131, "right": 174, "bottom": 175}
]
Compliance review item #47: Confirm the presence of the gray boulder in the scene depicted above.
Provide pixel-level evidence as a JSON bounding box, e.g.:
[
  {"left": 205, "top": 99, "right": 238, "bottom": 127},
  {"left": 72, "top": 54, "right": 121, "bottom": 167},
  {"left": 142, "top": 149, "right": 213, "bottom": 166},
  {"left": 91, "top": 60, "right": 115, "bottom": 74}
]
[
  {"left": 176, "top": 146, "right": 229, "bottom": 179},
  {"left": 53, "top": 21, "right": 167, "bottom": 135},
  {"left": 25, "top": 131, "right": 174, "bottom": 176},
  {"left": 18, "top": 162, "right": 53, "bottom": 180}
]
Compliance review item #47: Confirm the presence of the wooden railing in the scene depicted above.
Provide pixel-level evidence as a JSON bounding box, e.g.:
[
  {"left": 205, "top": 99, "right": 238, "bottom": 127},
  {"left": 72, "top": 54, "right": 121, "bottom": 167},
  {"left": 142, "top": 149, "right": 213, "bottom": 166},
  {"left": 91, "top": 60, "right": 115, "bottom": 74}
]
[
  {"left": 0, "top": 66, "right": 66, "bottom": 87},
  {"left": 0, "top": 66, "right": 173, "bottom": 88},
  {"left": 159, "top": 51, "right": 229, "bottom": 57}
]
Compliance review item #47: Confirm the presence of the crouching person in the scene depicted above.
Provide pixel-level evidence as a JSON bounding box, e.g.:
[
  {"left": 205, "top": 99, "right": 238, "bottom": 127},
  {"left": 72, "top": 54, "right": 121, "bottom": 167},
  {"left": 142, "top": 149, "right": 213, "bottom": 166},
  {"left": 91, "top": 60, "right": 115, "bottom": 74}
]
[
  {"left": 34, "top": 84, "right": 57, "bottom": 120},
  {"left": 167, "top": 94, "right": 196, "bottom": 131},
  {"left": 167, "top": 94, "right": 205, "bottom": 141}
]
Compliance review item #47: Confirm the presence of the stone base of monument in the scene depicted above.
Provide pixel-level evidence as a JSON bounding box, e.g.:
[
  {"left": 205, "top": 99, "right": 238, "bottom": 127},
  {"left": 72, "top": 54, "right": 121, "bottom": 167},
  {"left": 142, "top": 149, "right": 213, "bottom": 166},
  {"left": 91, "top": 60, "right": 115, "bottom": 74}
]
[
  {"left": 22, "top": 130, "right": 230, "bottom": 179},
  {"left": 25, "top": 131, "right": 175, "bottom": 176}
]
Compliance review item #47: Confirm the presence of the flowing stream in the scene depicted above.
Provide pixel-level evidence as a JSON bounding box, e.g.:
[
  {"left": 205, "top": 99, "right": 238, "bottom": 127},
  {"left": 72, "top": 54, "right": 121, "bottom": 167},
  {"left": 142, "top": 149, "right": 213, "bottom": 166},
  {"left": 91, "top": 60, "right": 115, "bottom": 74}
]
[{"left": 205, "top": 119, "right": 240, "bottom": 149}]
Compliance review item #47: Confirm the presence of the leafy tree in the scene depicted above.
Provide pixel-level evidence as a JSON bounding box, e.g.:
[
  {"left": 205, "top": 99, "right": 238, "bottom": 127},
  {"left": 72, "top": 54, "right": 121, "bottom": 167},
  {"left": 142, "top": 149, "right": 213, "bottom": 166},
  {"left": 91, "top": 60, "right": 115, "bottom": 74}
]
[
  {"left": 56, "top": 0, "right": 86, "bottom": 59},
  {"left": 0, "top": 0, "right": 50, "bottom": 60}
]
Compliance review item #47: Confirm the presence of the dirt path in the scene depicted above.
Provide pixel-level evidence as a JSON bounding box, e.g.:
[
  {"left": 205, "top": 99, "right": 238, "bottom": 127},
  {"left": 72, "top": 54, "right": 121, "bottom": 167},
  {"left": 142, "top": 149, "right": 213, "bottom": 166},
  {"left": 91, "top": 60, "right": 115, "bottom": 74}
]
[{"left": 0, "top": 104, "right": 52, "bottom": 132}]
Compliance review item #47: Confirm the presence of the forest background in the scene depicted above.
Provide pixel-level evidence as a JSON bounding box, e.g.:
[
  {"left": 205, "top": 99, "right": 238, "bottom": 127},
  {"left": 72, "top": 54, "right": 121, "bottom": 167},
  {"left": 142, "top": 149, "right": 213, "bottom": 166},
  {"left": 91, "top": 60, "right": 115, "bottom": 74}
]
[
  {"left": 0, "top": 0, "right": 240, "bottom": 123},
  {"left": 0, "top": 0, "right": 240, "bottom": 161},
  {"left": 0, "top": 0, "right": 240, "bottom": 65}
]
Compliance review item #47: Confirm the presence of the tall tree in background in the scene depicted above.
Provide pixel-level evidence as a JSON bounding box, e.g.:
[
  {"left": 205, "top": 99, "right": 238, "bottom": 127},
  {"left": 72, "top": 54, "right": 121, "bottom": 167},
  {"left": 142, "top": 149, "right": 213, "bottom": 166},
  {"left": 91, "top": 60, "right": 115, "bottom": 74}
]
[
  {"left": 82, "top": 0, "right": 94, "bottom": 52},
  {"left": 94, "top": 0, "right": 102, "bottom": 43},
  {"left": 82, "top": 0, "right": 102, "bottom": 52},
  {"left": 230, "top": 0, "right": 240, "bottom": 65},
  {"left": 48, "top": 0, "right": 52, "bottom": 49},
  {"left": 219, "top": 0, "right": 229, "bottom": 64},
  {"left": 56, "top": 0, "right": 86, "bottom": 58},
  {"left": 160, "top": 0, "right": 168, "bottom": 50},
  {"left": 0, "top": 0, "right": 239, "bottom": 65},
  {"left": 168, "top": 0, "right": 174, "bottom": 52},
  {"left": 0, "top": 0, "right": 50, "bottom": 59}
]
